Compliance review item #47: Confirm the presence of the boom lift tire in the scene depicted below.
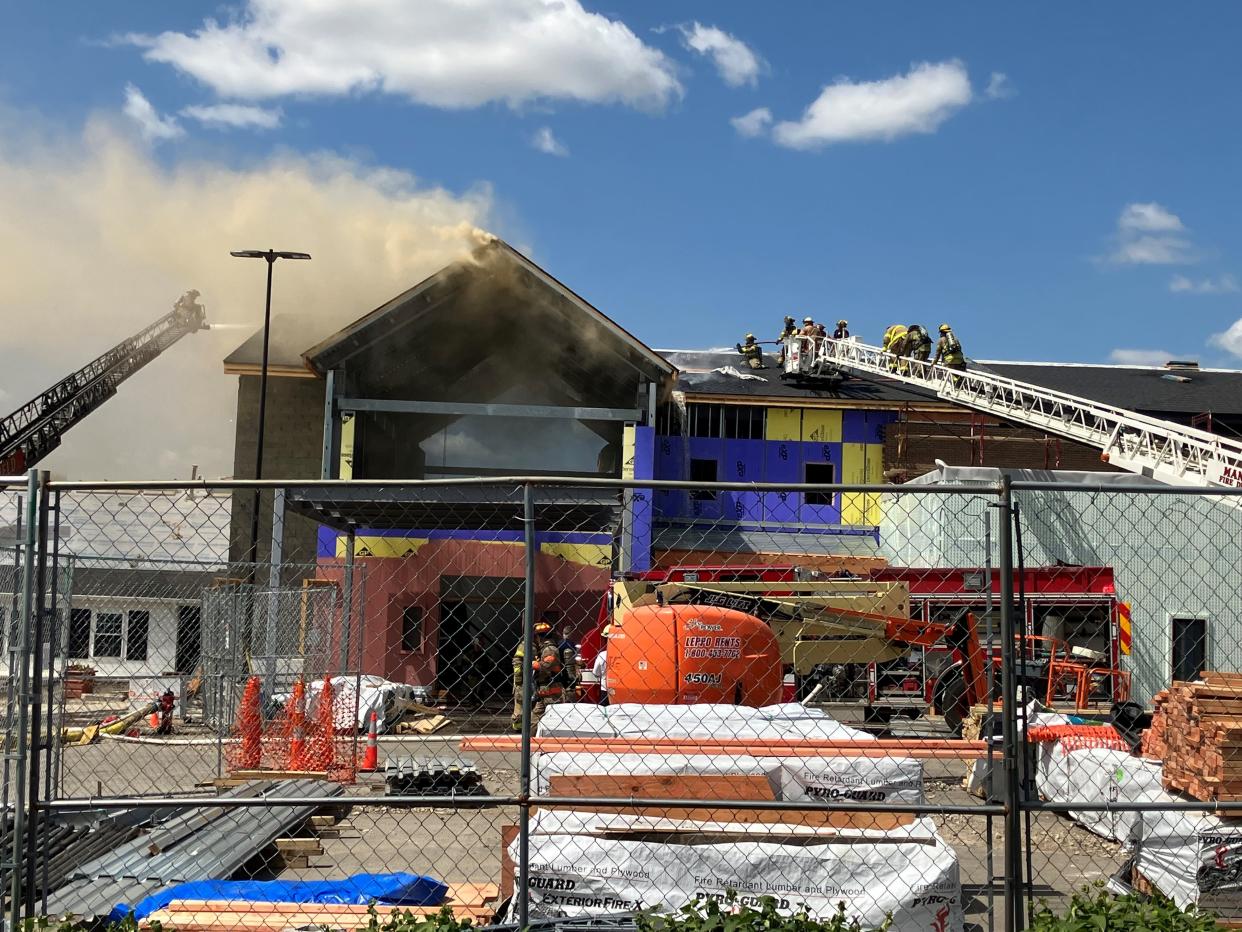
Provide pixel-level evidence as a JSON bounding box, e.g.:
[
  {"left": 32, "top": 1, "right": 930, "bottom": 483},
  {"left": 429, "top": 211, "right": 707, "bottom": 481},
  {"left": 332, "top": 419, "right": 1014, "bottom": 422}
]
[{"left": 932, "top": 661, "right": 971, "bottom": 735}]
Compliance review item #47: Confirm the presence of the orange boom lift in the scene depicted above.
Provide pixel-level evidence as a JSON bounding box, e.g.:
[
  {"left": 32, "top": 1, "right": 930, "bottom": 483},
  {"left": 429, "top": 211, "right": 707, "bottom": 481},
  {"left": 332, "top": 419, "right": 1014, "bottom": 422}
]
[{"left": 604, "top": 577, "right": 988, "bottom": 732}]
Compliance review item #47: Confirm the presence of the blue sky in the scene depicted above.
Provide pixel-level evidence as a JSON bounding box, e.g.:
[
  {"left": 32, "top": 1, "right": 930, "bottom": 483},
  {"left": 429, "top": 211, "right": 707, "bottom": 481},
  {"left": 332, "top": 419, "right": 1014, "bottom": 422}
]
[{"left": 4, "top": 2, "right": 1242, "bottom": 475}]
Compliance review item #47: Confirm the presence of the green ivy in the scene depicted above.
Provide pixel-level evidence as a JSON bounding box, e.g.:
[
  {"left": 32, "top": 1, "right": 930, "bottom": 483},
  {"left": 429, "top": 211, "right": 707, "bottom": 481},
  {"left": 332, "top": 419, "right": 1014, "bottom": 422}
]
[
  {"left": 636, "top": 892, "right": 890, "bottom": 932},
  {"left": 20, "top": 904, "right": 472, "bottom": 932},
  {"left": 357, "top": 904, "right": 474, "bottom": 932},
  {"left": 1029, "top": 886, "right": 1218, "bottom": 931},
  {"left": 19, "top": 916, "right": 161, "bottom": 932}
]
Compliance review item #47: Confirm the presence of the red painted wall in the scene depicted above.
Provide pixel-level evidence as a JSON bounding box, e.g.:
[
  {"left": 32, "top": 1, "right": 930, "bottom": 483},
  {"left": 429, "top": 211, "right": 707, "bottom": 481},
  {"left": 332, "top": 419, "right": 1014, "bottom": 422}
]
[{"left": 315, "top": 539, "right": 608, "bottom": 687}]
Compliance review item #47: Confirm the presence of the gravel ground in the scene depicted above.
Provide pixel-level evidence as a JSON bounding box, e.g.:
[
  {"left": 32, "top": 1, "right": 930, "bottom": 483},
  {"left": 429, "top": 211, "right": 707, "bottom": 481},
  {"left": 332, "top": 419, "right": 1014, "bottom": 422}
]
[{"left": 50, "top": 731, "right": 1134, "bottom": 929}]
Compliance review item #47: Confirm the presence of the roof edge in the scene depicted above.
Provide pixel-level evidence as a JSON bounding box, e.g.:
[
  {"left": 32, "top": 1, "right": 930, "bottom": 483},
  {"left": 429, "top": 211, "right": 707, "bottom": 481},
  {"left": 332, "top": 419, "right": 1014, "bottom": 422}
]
[{"left": 223, "top": 362, "right": 318, "bottom": 379}]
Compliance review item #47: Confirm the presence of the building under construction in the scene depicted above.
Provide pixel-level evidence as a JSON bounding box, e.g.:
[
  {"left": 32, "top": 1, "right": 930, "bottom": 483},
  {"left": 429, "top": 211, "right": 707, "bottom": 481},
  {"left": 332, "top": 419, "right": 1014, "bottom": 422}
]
[{"left": 211, "top": 239, "right": 1242, "bottom": 705}]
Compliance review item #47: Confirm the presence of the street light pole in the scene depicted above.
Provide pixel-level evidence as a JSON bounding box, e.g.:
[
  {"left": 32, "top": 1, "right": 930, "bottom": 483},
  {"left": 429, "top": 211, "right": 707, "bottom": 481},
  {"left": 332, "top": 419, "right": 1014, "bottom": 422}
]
[
  {"left": 255, "top": 255, "right": 275, "bottom": 488},
  {"left": 230, "top": 250, "right": 311, "bottom": 572}
]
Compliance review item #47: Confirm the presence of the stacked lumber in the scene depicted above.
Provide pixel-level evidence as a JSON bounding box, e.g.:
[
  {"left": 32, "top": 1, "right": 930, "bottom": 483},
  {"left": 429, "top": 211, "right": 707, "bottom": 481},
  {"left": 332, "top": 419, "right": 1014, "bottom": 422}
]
[
  {"left": 143, "top": 883, "right": 499, "bottom": 931},
  {"left": 1140, "top": 689, "right": 1169, "bottom": 759},
  {"left": 1142, "top": 674, "right": 1242, "bottom": 801},
  {"left": 546, "top": 773, "right": 914, "bottom": 832}
]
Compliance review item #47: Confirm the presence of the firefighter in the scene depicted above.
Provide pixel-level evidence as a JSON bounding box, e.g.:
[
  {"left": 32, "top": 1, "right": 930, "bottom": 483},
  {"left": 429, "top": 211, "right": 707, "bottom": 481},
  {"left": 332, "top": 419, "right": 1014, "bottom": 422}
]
[
  {"left": 933, "top": 323, "right": 966, "bottom": 383},
  {"left": 906, "top": 324, "right": 933, "bottom": 367},
  {"left": 800, "top": 316, "right": 817, "bottom": 337},
  {"left": 511, "top": 621, "right": 576, "bottom": 731},
  {"left": 881, "top": 324, "right": 908, "bottom": 372},
  {"left": 735, "top": 333, "right": 764, "bottom": 369},
  {"left": 778, "top": 316, "right": 797, "bottom": 363},
  {"left": 833, "top": 319, "right": 849, "bottom": 340},
  {"left": 888, "top": 328, "right": 912, "bottom": 374},
  {"left": 815, "top": 323, "right": 828, "bottom": 339},
  {"left": 156, "top": 687, "right": 176, "bottom": 735}
]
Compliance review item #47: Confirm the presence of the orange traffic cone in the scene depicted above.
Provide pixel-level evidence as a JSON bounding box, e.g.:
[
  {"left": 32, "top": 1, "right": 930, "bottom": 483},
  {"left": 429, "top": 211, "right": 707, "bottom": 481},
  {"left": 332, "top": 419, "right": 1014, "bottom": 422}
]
[
  {"left": 309, "top": 678, "right": 336, "bottom": 771},
  {"left": 287, "top": 679, "right": 307, "bottom": 770},
  {"left": 235, "top": 676, "right": 263, "bottom": 770},
  {"left": 360, "top": 709, "right": 380, "bottom": 772}
]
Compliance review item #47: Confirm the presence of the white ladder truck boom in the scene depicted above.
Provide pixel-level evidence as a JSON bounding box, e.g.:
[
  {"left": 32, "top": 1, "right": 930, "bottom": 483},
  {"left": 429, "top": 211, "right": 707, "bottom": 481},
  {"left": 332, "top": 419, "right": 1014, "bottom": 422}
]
[
  {"left": 780, "top": 333, "right": 1242, "bottom": 490},
  {"left": 0, "top": 291, "right": 209, "bottom": 474}
]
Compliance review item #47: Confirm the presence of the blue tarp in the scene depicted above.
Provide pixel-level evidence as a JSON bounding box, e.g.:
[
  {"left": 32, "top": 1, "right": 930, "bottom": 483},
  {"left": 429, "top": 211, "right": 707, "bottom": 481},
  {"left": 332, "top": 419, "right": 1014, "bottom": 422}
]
[{"left": 111, "top": 872, "right": 448, "bottom": 922}]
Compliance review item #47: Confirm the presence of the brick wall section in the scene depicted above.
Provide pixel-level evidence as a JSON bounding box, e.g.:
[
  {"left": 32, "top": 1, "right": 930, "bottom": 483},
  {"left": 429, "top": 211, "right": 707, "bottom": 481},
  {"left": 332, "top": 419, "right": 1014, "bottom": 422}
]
[{"left": 228, "top": 374, "right": 326, "bottom": 573}]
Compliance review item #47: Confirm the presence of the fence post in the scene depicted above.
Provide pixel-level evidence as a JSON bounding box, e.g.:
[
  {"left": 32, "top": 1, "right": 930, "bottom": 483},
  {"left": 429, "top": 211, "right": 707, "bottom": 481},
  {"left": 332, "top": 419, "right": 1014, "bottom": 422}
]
[
  {"left": 41, "top": 488, "right": 63, "bottom": 912},
  {"left": 517, "top": 481, "right": 537, "bottom": 929},
  {"left": 263, "top": 487, "right": 286, "bottom": 698},
  {"left": 997, "top": 475, "right": 1025, "bottom": 931},
  {"left": 339, "top": 528, "right": 355, "bottom": 675},
  {"left": 8, "top": 469, "right": 38, "bottom": 929},
  {"left": 24, "top": 472, "right": 50, "bottom": 915}
]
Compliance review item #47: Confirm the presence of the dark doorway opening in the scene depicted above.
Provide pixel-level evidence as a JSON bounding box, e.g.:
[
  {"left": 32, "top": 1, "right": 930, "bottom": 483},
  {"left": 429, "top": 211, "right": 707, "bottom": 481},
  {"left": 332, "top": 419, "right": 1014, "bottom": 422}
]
[
  {"left": 437, "top": 576, "right": 522, "bottom": 709},
  {"left": 1171, "top": 616, "right": 1206, "bottom": 684},
  {"left": 175, "top": 605, "right": 202, "bottom": 674}
]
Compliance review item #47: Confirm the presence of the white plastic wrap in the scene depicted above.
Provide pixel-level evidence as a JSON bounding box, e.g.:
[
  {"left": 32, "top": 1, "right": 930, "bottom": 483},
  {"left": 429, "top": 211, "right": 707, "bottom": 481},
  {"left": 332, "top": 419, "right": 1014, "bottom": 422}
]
[
  {"left": 513, "top": 828, "right": 963, "bottom": 931},
  {"left": 537, "top": 702, "right": 876, "bottom": 742}
]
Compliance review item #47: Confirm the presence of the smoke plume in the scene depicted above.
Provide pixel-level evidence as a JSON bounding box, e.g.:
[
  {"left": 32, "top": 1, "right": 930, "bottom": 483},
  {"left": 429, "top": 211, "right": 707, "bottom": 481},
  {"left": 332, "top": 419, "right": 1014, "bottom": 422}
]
[{"left": 0, "top": 112, "right": 493, "bottom": 479}]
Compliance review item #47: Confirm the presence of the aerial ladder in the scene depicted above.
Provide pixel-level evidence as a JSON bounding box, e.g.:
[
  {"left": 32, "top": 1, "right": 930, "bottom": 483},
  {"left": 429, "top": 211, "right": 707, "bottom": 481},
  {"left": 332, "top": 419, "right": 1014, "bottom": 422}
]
[
  {"left": 0, "top": 291, "right": 209, "bottom": 474},
  {"left": 781, "top": 333, "right": 1242, "bottom": 490}
]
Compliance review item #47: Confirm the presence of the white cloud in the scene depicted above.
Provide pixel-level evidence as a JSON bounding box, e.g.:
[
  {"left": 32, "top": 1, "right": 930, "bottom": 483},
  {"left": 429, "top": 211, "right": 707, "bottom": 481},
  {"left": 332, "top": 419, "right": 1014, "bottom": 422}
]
[
  {"left": 1210, "top": 320, "right": 1242, "bottom": 358},
  {"left": 181, "top": 102, "right": 283, "bottom": 130},
  {"left": 1119, "top": 202, "right": 1184, "bottom": 233},
  {"left": 127, "top": 0, "right": 681, "bottom": 111},
  {"left": 984, "top": 71, "right": 1014, "bottom": 100},
  {"left": 1109, "top": 349, "right": 1177, "bottom": 366},
  {"left": 1108, "top": 202, "right": 1195, "bottom": 265},
  {"left": 678, "top": 22, "right": 762, "bottom": 88},
  {"left": 121, "top": 84, "right": 183, "bottom": 141},
  {"left": 1170, "top": 273, "right": 1239, "bottom": 294},
  {"left": 730, "top": 107, "right": 772, "bottom": 138},
  {"left": 530, "top": 126, "right": 568, "bottom": 157},
  {"left": 772, "top": 60, "right": 973, "bottom": 149}
]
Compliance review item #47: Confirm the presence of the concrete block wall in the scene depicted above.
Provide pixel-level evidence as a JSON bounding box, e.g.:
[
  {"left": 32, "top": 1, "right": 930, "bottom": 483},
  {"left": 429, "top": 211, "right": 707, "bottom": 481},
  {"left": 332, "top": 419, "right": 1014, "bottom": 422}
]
[{"left": 228, "top": 374, "right": 326, "bottom": 574}]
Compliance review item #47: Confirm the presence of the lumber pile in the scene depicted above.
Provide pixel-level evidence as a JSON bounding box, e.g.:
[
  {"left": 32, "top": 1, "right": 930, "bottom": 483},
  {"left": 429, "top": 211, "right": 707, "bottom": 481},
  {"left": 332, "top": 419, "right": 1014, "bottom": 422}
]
[
  {"left": 1141, "top": 673, "right": 1242, "bottom": 801},
  {"left": 390, "top": 698, "right": 451, "bottom": 735},
  {"left": 1140, "top": 689, "right": 1169, "bottom": 760},
  {"left": 143, "top": 883, "right": 499, "bottom": 931},
  {"left": 394, "top": 714, "right": 449, "bottom": 735},
  {"left": 538, "top": 773, "right": 915, "bottom": 836},
  {"left": 460, "top": 735, "right": 987, "bottom": 759}
]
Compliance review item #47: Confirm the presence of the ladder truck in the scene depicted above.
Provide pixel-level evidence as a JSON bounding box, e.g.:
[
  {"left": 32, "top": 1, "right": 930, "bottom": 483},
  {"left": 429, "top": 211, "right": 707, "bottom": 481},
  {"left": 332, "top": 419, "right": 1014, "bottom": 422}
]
[
  {"left": 0, "top": 292, "right": 209, "bottom": 474},
  {"left": 781, "top": 333, "right": 1242, "bottom": 490}
]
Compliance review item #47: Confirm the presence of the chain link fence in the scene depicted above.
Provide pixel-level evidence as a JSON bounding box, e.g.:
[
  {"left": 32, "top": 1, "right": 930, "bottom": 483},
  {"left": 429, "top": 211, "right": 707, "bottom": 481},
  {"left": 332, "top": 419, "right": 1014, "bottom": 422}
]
[{"left": 1, "top": 473, "right": 1240, "bottom": 931}]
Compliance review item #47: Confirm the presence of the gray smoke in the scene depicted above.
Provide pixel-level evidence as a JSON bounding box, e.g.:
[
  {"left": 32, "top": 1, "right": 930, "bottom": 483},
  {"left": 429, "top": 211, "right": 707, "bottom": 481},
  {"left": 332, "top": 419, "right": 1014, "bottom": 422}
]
[{"left": 0, "top": 111, "right": 493, "bottom": 479}]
